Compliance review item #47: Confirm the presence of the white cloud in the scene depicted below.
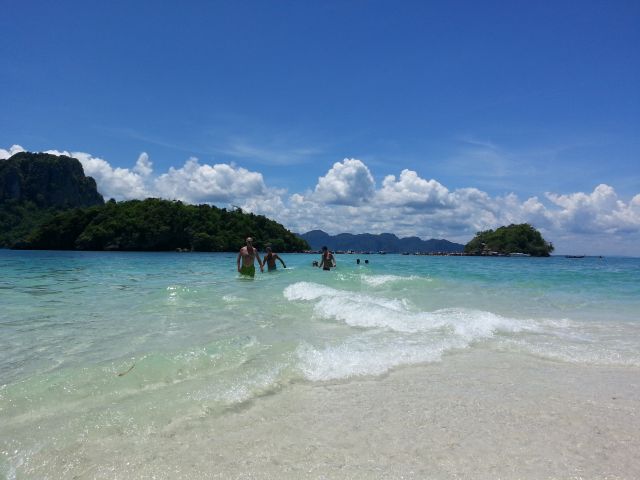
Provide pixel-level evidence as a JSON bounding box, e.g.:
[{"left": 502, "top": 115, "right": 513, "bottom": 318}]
[
  {"left": 133, "top": 152, "right": 153, "bottom": 176},
  {"left": 545, "top": 184, "right": 640, "bottom": 234},
  {"left": 377, "top": 169, "right": 454, "bottom": 209},
  {"left": 313, "top": 158, "right": 375, "bottom": 205},
  {"left": 154, "top": 158, "right": 269, "bottom": 204},
  {"left": 0, "top": 144, "right": 26, "bottom": 159}
]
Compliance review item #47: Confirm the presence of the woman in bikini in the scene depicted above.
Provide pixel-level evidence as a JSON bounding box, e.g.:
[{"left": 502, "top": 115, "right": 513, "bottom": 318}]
[{"left": 318, "top": 246, "right": 336, "bottom": 271}]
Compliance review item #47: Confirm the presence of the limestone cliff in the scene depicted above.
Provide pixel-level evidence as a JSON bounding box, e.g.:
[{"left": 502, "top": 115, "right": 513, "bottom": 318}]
[
  {"left": 0, "top": 152, "right": 104, "bottom": 208},
  {"left": 0, "top": 152, "right": 104, "bottom": 247}
]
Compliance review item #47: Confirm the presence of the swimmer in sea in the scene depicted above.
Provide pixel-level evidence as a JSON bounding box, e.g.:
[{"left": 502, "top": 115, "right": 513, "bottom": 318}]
[
  {"left": 318, "top": 246, "right": 336, "bottom": 271},
  {"left": 263, "top": 246, "right": 286, "bottom": 271},
  {"left": 237, "top": 237, "right": 263, "bottom": 277}
]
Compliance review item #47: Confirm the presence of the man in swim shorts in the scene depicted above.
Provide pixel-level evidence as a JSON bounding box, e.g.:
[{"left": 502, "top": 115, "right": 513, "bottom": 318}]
[
  {"left": 263, "top": 246, "right": 286, "bottom": 271},
  {"left": 237, "top": 237, "right": 263, "bottom": 277}
]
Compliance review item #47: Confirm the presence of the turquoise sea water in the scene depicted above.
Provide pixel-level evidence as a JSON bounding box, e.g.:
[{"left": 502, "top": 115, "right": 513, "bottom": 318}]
[{"left": 1, "top": 250, "right": 640, "bottom": 477}]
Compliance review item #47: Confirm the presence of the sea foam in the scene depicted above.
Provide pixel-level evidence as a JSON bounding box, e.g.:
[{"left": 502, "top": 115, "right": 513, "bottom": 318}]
[
  {"left": 295, "top": 336, "right": 460, "bottom": 381},
  {"left": 283, "top": 281, "right": 546, "bottom": 380},
  {"left": 360, "top": 273, "right": 425, "bottom": 287},
  {"left": 283, "top": 281, "right": 536, "bottom": 337}
]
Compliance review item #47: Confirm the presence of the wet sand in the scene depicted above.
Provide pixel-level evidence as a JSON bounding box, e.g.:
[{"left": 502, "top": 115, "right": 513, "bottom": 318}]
[{"left": 26, "top": 349, "right": 640, "bottom": 479}]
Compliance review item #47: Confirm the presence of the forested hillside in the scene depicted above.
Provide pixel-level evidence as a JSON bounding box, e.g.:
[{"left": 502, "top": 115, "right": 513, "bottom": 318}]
[{"left": 16, "top": 199, "right": 308, "bottom": 252}]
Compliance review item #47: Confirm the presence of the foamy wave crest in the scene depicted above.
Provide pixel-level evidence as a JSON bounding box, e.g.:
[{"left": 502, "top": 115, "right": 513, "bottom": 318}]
[
  {"left": 437, "top": 307, "right": 538, "bottom": 340},
  {"left": 284, "top": 282, "right": 537, "bottom": 338},
  {"left": 360, "top": 274, "right": 425, "bottom": 287},
  {"left": 296, "top": 337, "right": 463, "bottom": 381},
  {"left": 283, "top": 282, "right": 340, "bottom": 302}
]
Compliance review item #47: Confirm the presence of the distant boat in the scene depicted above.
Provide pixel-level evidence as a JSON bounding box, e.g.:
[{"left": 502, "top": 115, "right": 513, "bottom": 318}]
[
  {"left": 509, "top": 252, "right": 530, "bottom": 257},
  {"left": 565, "top": 255, "right": 585, "bottom": 258}
]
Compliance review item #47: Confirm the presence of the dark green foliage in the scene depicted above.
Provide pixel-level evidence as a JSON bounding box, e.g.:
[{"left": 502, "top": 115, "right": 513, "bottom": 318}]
[
  {"left": 23, "top": 206, "right": 102, "bottom": 250},
  {"left": 0, "top": 200, "right": 61, "bottom": 247},
  {"left": 464, "top": 224, "right": 554, "bottom": 257},
  {"left": 17, "top": 198, "right": 309, "bottom": 252}
]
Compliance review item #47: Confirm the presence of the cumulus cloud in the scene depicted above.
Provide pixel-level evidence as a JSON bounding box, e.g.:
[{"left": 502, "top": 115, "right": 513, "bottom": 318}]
[
  {"left": 313, "top": 158, "right": 375, "bottom": 205},
  {"left": 546, "top": 184, "right": 640, "bottom": 234},
  {"left": 154, "top": 158, "right": 268, "bottom": 204},
  {"left": 0, "top": 144, "right": 25, "bottom": 159},
  {"left": 133, "top": 152, "right": 153, "bottom": 177},
  {"left": 377, "top": 169, "right": 454, "bottom": 209}
]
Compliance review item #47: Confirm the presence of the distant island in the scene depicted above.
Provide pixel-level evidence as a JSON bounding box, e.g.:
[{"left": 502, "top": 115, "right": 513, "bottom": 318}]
[
  {"left": 298, "top": 230, "right": 464, "bottom": 253},
  {"left": 1, "top": 152, "right": 307, "bottom": 252},
  {"left": 464, "top": 224, "right": 554, "bottom": 257},
  {"left": 297, "top": 225, "right": 553, "bottom": 257}
]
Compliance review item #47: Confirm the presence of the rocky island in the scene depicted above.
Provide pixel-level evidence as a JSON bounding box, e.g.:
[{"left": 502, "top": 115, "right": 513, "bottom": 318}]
[{"left": 464, "top": 223, "right": 554, "bottom": 257}]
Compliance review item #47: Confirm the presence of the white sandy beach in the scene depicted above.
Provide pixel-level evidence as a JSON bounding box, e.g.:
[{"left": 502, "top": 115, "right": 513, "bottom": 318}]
[{"left": 26, "top": 349, "right": 639, "bottom": 480}]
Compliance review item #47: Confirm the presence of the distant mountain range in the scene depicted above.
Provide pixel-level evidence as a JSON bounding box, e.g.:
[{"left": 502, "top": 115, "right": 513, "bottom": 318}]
[{"left": 298, "top": 230, "right": 464, "bottom": 253}]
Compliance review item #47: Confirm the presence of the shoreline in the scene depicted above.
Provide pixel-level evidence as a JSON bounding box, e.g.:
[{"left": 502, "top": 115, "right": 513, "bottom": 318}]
[{"left": 20, "top": 349, "right": 640, "bottom": 479}]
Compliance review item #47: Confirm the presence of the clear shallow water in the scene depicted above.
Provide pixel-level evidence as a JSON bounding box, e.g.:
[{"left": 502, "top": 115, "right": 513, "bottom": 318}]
[{"left": 1, "top": 250, "right": 639, "bottom": 477}]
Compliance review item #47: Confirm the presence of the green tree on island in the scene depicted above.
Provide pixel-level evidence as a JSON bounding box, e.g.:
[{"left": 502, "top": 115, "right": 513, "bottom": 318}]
[
  {"left": 464, "top": 224, "right": 554, "bottom": 257},
  {"left": 19, "top": 199, "right": 309, "bottom": 252}
]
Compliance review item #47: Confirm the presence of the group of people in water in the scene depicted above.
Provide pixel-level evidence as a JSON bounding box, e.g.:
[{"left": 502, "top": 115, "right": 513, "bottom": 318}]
[
  {"left": 237, "top": 237, "right": 287, "bottom": 276},
  {"left": 237, "top": 237, "right": 340, "bottom": 277}
]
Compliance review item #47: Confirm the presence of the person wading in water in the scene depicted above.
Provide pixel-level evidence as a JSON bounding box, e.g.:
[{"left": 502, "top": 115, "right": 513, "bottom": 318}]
[
  {"left": 237, "top": 237, "right": 263, "bottom": 277},
  {"left": 318, "top": 246, "right": 336, "bottom": 271},
  {"left": 263, "top": 246, "right": 286, "bottom": 271}
]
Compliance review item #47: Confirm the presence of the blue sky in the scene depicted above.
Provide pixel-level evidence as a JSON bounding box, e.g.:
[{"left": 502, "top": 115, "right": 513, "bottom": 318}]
[{"left": 2, "top": 1, "right": 639, "bottom": 255}]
